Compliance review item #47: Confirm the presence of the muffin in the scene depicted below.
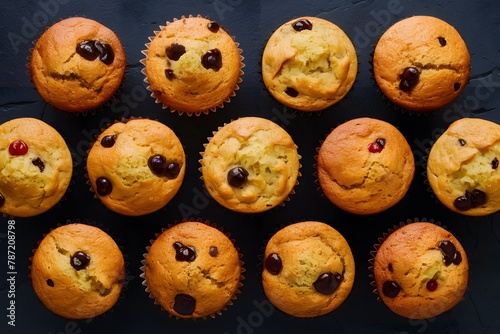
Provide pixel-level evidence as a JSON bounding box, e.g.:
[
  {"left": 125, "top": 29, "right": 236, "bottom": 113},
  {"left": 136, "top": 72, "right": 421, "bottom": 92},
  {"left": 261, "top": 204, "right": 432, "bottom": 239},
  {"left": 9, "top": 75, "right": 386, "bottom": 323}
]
[
  {"left": 0, "top": 117, "right": 72, "bottom": 217},
  {"left": 142, "top": 220, "right": 243, "bottom": 319},
  {"left": 371, "top": 221, "right": 469, "bottom": 319},
  {"left": 316, "top": 118, "right": 414, "bottom": 215},
  {"left": 30, "top": 17, "right": 126, "bottom": 113},
  {"left": 86, "top": 118, "right": 185, "bottom": 216},
  {"left": 262, "top": 16, "right": 357, "bottom": 112},
  {"left": 262, "top": 221, "right": 355, "bottom": 318},
  {"left": 427, "top": 118, "right": 500, "bottom": 216},
  {"left": 200, "top": 117, "right": 300, "bottom": 213},
  {"left": 31, "top": 223, "right": 125, "bottom": 319},
  {"left": 372, "top": 16, "right": 470, "bottom": 112},
  {"left": 143, "top": 15, "right": 243, "bottom": 115}
]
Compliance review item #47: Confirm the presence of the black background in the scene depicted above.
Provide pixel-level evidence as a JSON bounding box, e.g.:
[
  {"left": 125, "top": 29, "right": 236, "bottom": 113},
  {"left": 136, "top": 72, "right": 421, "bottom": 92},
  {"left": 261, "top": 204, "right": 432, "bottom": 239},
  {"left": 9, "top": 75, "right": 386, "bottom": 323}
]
[{"left": 1, "top": 0, "right": 499, "bottom": 333}]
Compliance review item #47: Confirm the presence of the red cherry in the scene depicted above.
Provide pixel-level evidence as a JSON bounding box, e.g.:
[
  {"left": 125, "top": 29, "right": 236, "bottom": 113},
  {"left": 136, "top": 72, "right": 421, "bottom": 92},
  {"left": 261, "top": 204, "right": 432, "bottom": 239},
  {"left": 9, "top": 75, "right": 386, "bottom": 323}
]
[
  {"left": 426, "top": 279, "right": 438, "bottom": 291},
  {"left": 9, "top": 140, "right": 28, "bottom": 156},
  {"left": 368, "top": 138, "right": 385, "bottom": 153}
]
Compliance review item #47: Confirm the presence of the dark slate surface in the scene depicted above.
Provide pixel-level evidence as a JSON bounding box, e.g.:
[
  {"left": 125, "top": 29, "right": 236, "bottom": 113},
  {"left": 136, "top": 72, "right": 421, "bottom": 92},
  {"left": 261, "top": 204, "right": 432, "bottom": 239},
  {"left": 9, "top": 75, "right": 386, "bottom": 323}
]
[{"left": 1, "top": 0, "right": 499, "bottom": 333}]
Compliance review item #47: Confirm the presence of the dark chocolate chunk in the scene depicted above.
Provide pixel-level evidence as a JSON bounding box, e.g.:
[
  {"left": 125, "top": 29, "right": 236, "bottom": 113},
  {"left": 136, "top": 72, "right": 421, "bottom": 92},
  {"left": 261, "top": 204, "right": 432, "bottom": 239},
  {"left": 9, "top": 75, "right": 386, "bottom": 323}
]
[
  {"left": 285, "top": 87, "right": 299, "bottom": 97},
  {"left": 399, "top": 67, "right": 420, "bottom": 92},
  {"left": 209, "top": 246, "right": 219, "bottom": 257},
  {"left": 438, "top": 36, "right": 447, "bottom": 46},
  {"left": 264, "top": 253, "right": 282, "bottom": 275},
  {"left": 313, "top": 272, "right": 343, "bottom": 295},
  {"left": 292, "top": 19, "right": 313, "bottom": 31},
  {"left": 454, "top": 82, "right": 461, "bottom": 91},
  {"left": 166, "top": 43, "right": 186, "bottom": 61},
  {"left": 458, "top": 139, "right": 466, "bottom": 146},
  {"left": 173, "top": 294, "right": 196, "bottom": 316},
  {"left": 438, "top": 240, "right": 462, "bottom": 266},
  {"left": 101, "top": 135, "right": 117, "bottom": 148},
  {"left": 202, "top": 49, "right": 222, "bottom": 71},
  {"left": 76, "top": 40, "right": 99, "bottom": 61},
  {"left": 173, "top": 242, "right": 196, "bottom": 262},
  {"left": 470, "top": 189, "right": 487, "bottom": 207},
  {"left": 382, "top": 280, "right": 401, "bottom": 298},
  {"left": 32, "top": 157, "right": 45, "bottom": 172},
  {"left": 148, "top": 155, "right": 181, "bottom": 178},
  {"left": 76, "top": 40, "right": 114, "bottom": 64},
  {"left": 492, "top": 157, "right": 499, "bottom": 170},
  {"left": 165, "top": 69, "right": 175, "bottom": 80},
  {"left": 454, "top": 194, "right": 472, "bottom": 211},
  {"left": 46, "top": 279, "right": 54, "bottom": 287},
  {"left": 227, "top": 167, "right": 249, "bottom": 187},
  {"left": 207, "top": 21, "right": 220, "bottom": 33},
  {"left": 70, "top": 251, "right": 90, "bottom": 270},
  {"left": 95, "top": 177, "right": 112, "bottom": 196}
]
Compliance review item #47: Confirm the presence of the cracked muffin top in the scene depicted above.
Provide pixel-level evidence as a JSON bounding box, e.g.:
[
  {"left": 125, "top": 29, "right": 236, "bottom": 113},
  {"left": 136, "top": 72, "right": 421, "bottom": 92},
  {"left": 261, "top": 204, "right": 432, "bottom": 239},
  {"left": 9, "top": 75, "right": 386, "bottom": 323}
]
[
  {"left": 372, "top": 222, "right": 469, "bottom": 319},
  {"left": 373, "top": 15, "right": 470, "bottom": 112},
  {"left": 86, "top": 118, "right": 185, "bottom": 216},
  {"left": 31, "top": 223, "right": 125, "bottom": 319},
  {"left": 143, "top": 221, "right": 243, "bottom": 319},
  {"left": 143, "top": 15, "right": 243, "bottom": 115},
  {"left": 200, "top": 117, "right": 300, "bottom": 213},
  {"left": 30, "top": 17, "right": 126, "bottom": 112},
  {"left": 317, "top": 117, "right": 414, "bottom": 215},
  {"left": 262, "top": 16, "right": 357, "bottom": 112},
  {"left": 0, "top": 117, "right": 72, "bottom": 217},
  {"left": 427, "top": 118, "right": 500, "bottom": 216},
  {"left": 262, "top": 221, "right": 355, "bottom": 318}
]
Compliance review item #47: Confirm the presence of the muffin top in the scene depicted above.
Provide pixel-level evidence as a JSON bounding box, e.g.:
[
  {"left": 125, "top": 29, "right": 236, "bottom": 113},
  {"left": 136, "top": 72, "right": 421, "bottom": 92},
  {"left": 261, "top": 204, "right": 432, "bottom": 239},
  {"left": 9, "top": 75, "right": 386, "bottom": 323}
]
[
  {"left": 144, "top": 15, "right": 243, "bottom": 115},
  {"left": 0, "top": 118, "right": 73, "bottom": 217},
  {"left": 262, "top": 16, "right": 357, "bottom": 111},
  {"left": 373, "top": 222, "right": 469, "bottom": 319},
  {"left": 201, "top": 117, "right": 300, "bottom": 213},
  {"left": 30, "top": 17, "right": 126, "bottom": 112},
  {"left": 31, "top": 223, "right": 125, "bottom": 319},
  {"left": 373, "top": 16, "right": 470, "bottom": 112},
  {"left": 86, "top": 119, "right": 185, "bottom": 216},
  {"left": 262, "top": 221, "right": 355, "bottom": 318},
  {"left": 143, "top": 221, "right": 242, "bottom": 319},
  {"left": 427, "top": 118, "right": 500, "bottom": 216},
  {"left": 317, "top": 117, "right": 414, "bottom": 215}
]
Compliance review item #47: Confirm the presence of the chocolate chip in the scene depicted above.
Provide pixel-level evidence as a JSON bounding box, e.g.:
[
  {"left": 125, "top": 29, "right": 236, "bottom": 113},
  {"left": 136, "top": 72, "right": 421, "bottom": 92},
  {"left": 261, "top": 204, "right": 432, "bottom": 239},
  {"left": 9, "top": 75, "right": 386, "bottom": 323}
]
[
  {"left": 470, "top": 189, "right": 487, "bottom": 207},
  {"left": 46, "top": 279, "right": 54, "bottom": 287},
  {"left": 165, "top": 69, "right": 175, "bottom": 80},
  {"left": 438, "top": 36, "right": 446, "bottom": 46},
  {"left": 492, "top": 157, "right": 499, "bottom": 169},
  {"left": 31, "top": 157, "right": 45, "bottom": 172},
  {"left": 458, "top": 139, "right": 466, "bottom": 146},
  {"left": 209, "top": 246, "right": 219, "bottom": 257},
  {"left": 0, "top": 193, "right": 4, "bottom": 208},
  {"left": 388, "top": 263, "right": 393, "bottom": 272},
  {"left": 76, "top": 40, "right": 114, "bottom": 65},
  {"left": 207, "top": 21, "right": 220, "bottom": 33},
  {"left": 292, "top": 19, "right": 312, "bottom": 31},
  {"left": 454, "top": 194, "right": 472, "bottom": 211},
  {"left": 285, "top": 87, "right": 299, "bottom": 97},
  {"left": 70, "top": 251, "right": 90, "bottom": 270},
  {"left": 166, "top": 43, "right": 186, "bottom": 61},
  {"left": 264, "top": 253, "right": 282, "bottom": 275},
  {"left": 148, "top": 155, "right": 181, "bottom": 178},
  {"left": 201, "top": 49, "right": 222, "bottom": 71},
  {"left": 95, "top": 41, "right": 114, "bottom": 65},
  {"left": 313, "top": 272, "right": 343, "bottom": 295},
  {"left": 95, "top": 177, "right": 112, "bottom": 196},
  {"left": 174, "top": 294, "right": 196, "bottom": 316},
  {"left": 399, "top": 67, "right": 420, "bottom": 92},
  {"left": 438, "top": 240, "right": 462, "bottom": 266},
  {"left": 101, "top": 135, "right": 117, "bottom": 148},
  {"left": 227, "top": 167, "right": 249, "bottom": 187},
  {"left": 382, "top": 280, "right": 401, "bottom": 298},
  {"left": 454, "top": 82, "right": 461, "bottom": 91},
  {"left": 173, "top": 242, "right": 196, "bottom": 262},
  {"left": 76, "top": 40, "right": 99, "bottom": 61}
]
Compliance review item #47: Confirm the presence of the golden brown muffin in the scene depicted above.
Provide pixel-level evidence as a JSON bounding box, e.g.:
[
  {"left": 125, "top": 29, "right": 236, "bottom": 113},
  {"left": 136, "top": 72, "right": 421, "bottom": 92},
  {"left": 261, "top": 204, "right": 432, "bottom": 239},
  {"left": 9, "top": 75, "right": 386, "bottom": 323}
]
[
  {"left": 262, "top": 16, "right": 357, "bottom": 112},
  {"left": 86, "top": 119, "right": 185, "bottom": 216},
  {"left": 373, "top": 16, "right": 470, "bottom": 112},
  {"left": 262, "top": 221, "right": 355, "bottom": 317},
  {"left": 0, "top": 118, "right": 72, "bottom": 217},
  {"left": 200, "top": 117, "right": 300, "bottom": 213},
  {"left": 30, "top": 17, "right": 126, "bottom": 112},
  {"left": 372, "top": 222, "right": 469, "bottom": 319},
  {"left": 427, "top": 118, "right": 500, "bottom": 216},
  {"left": 317, "top": 118, "right": 414, "bottom": 215},
  {"left": 143, "top": 221, "right": 243, "bottom": 319},
  {"left": 31, "top": 223, "right": 125, "bottom": 319},
  {"left": 143, "top": 15, "right": 243, "bottom": 115}
]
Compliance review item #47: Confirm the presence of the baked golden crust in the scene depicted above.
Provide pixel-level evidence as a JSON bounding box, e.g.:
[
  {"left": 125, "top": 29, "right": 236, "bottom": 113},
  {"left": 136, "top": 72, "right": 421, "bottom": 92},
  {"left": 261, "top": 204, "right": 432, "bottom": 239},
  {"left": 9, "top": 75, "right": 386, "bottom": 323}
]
[
  {"left": 427, "top": 118, "right": 500, "bottom": 216},
  {"left": 200, "top": 117, "right": 300, "bottom": 213},
  {"left": 144, "top": 16, "right": 243, "bottom": 115},
  {"left": 373, "top": 16, "right": 470, "bottom": 112},
  {"left": 262, "top": 16, "right": 357, "bottom": 111},
  {"left": 0, "top": 118, "right": 72, "bottom": 217},
  {"left": 86, "top": 119, "right": 185, "bottom": 216},
  {"left": 262, "top": 221, "right": 355, "bottom": 318},
  {"left": 30, "top": 17, "right": 126, "bottom": 112},
  {"left": 373, "top": 222, "right": 469, "bottom": 319},
  {"left": 317, "top": 118, "right": 414, "bottom": 215},
  {"left": 31, "top": 223, "right": 125, "bottom": 319},
  {"left": 144, "top": 222, "right": 242, "bottom": 319}
]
